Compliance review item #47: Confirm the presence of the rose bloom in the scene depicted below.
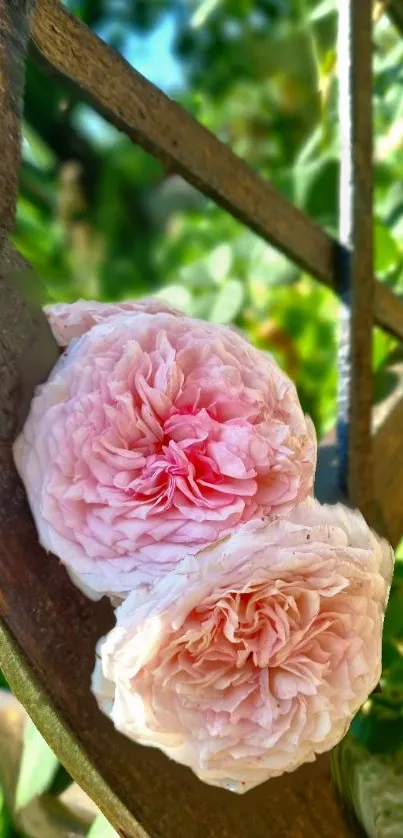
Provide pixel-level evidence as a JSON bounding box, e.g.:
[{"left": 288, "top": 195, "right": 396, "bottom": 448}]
[
  {"left": 14, "top": 300, "right": 315, "bottom": 599},
  {"left": 44, "top": 298, "right": 180, "bottom": 347},
  {"left": 92, "top": 497, "right": 394, "bottom": 793}
]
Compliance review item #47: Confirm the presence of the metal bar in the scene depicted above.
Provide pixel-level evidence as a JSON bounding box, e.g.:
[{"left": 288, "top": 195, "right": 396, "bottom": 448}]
[
  {"left": 30, "top": 0, "right": 403, "bottom": 343},
  {"left": 337, "top": 1, "right": 374, "bottom": 519}
]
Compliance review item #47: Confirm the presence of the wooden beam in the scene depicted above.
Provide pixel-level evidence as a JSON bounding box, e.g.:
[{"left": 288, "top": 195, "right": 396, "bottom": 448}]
[
  {"left": 30, "top": 0, "right": 403, "bottom": 342},
  {"left": 374, "top": 397, "right": 403, "bottom": 545},
  {"left": 0, "top": 0, "right": 33, "bottom": 237},
  {"left": 337, "top": 1, "right": 374, "bottom": 518},
  {"left": 373, "top": 351, "right": 403, "bottom": 545}
]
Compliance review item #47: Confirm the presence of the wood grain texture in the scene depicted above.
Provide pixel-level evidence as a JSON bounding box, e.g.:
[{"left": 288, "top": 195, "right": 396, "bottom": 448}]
[
  {"left": 30, "top": 0, "right": 403, "bottom": 342},
  {"left": 374, "top": 397, "right": 403, "bottom": 546},
  {"left": 373, "top": 352, "right": 403, "bottom": 546},
  {"left": 337, "top": 1, "right": 374, "bottom": 519},
  {"left": 0, "top": 242, "right": 59, "bottom": 441},
  {"left": 0, "top": 0, "right": 33, "bottom": 234}
]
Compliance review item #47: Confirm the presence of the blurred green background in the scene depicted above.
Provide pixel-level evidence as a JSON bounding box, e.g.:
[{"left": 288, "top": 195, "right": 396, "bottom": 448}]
[{"left": 3, "top": 0, "right": 403, "bottom": 835}]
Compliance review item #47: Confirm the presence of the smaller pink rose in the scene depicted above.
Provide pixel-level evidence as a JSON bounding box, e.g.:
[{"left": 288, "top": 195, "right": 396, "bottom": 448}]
[
  {"left": 44, "top": 298, "right": 181, "bottom": 347},
  {"left": 92, "top": 497, "right": 394, "bottom": 793}
]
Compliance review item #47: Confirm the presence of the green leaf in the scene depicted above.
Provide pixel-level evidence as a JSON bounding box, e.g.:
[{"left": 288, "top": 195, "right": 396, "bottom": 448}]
[
  {"left": 154, "top": 285, "right": 193, "bottom": 314},
  {"left": 190, "top": 0, "right": 220, "bottom": 30},
  {"left": 48, "top": 764, "right": 74, "bottom": 796},
  {"left": 387, "top": 660, "right": 403, "bottom": 695},
  {"left": 351, "top": 701, "right": 403, "bottom": 756},
  {"left": 15, "top": 717, "right": 59, "bottom": 811},
  {"left": 383, "top": 561, "right": 403, "bottom": 644},
  {"left": 309, "top": 0, "right": 335, "bottom": 22},
  {"left": 209, "top": 279, "right": 244, "bottom": 324},
  {"left": 294, "top": 157, "right": 338, "bottom": 227},
  {"left": 206, "top": 244, "right": 232, "bottom": 283},
  {"left": 87, "top": 813, "right": 118, "bottom": 837},
  {"left": 332, "top": 733, "right": 403, "bottom": 837},
  {"left": 374, "top": 220, "right": 400, "bottom": 277},
  {"left": 0, "top": 787, "right": 12, "bottom": 838}
]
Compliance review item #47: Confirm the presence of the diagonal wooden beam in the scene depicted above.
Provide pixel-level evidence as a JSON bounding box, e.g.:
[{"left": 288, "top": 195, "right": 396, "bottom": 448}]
[{"left": 30, "top": 0, "right": 403, "bottom": 343}]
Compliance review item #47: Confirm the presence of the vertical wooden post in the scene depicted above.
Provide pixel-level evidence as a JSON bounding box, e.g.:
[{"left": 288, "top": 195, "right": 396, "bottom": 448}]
[
  {"left": 337, "top": 0, "right": 374, "bottom": 520},
  {"left": 0, "top": 0, "right": 33, "bottom": 240}
]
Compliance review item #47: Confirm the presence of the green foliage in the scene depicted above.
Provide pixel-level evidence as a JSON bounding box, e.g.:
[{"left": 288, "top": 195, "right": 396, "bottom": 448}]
[
  {"left": 87, "top": 813, "right": 117, "bottom": 837},
  {"left": 0, "top": 789, "right": 12, "bottom": 838},
  {"left": 19, "top": 0, "right": 403, "bottom": 441},
  {"left": 15, "top": 717, "right": 59, "bottom": 811}
]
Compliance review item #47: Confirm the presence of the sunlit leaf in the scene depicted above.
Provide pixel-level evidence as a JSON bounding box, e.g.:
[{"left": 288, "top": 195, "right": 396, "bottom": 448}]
[
  {"left": 154, "top": 285, "right": 193, "bottom": 314},
  {"left": 309, "top": 0, "right": 335, "bottom": 22},
  {"left": 206, "top": 243, "right": 232, "bottom": 283},
  {"left": 374, "top": 219, "right": 400, "bottom": 277},
  {"left": 15, "top": 718, "right": 59, "bottom": 811},
  {"left": 209, "top": 279, "right": 244, "bottom": 324},
  {"left": 190, "top": 0, "right": 220, "bottom": 29},
  {"left": 87, "top": 812, "right": 118, "bottom": 837}
]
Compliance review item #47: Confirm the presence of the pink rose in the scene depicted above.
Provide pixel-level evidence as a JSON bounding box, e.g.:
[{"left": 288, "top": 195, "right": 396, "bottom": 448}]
[
  {"left": 44, "top": 298, "right": 181, "bottom": 347},
  {"left": 14, "top": 303, "right": 315, "bottom": 599},
  {"left": 92, "top": 498, "right": 393, "bottom": 793}
]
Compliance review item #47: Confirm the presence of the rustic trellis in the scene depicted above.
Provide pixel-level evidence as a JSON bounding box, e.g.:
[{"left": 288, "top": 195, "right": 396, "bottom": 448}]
[{"left": 1, "top": 1, "right": 403, "bottom": 836}]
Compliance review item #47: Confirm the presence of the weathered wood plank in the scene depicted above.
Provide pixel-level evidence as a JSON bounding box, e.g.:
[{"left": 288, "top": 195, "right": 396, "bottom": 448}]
[
  {"left": 0, "top": 0, "right": 33, "bottom": 236},
  {"left": 373, "top": 351, "right": 403, "bottom": 546},
  {"left": 30, "top": 0, "right": 403, "bottom": 342},
  {"left": 0, "top": 1, "right": 57, "bottom": 436},
  {"left": 0, "top": 243, "right": 59, "bottom": 441},
  {"left": 374, "top": 396, "right": 403, "bottom": 546},
  {"left": 315, "top": 383, "right": 403, "bottom": 550},
  {"left": 337, "top": 1, "right": 374, "bottom": 518},
  {"left": 375, "top": 282, "right": 403, "bottom": 340}
]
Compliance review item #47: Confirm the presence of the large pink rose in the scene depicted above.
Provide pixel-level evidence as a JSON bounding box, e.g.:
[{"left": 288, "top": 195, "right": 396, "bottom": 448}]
[
  {"left": 92, "top": 498, "right": 394, "bottom": 793},
  {"left": 44, "top": 298, "right": 180, "bottom": 347},
  {"left": 14, "top": 303, "right": 316, "bottom": 599}
]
